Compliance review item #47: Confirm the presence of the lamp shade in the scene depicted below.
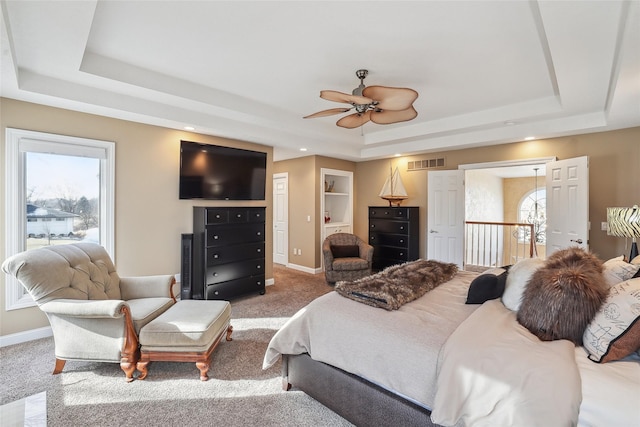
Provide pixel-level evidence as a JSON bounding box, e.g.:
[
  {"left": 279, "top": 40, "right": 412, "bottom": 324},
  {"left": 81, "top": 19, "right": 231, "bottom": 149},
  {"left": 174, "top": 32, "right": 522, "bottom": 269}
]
[{"left": 607, "top": 205, "right": 640, "bottom": 238}]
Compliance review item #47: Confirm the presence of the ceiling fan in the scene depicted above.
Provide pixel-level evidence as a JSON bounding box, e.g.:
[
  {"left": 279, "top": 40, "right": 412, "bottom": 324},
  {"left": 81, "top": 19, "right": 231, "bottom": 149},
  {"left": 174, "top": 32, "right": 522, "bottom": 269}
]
[{"left": 304, "top": 69, "right": 418, "bottom": 129}]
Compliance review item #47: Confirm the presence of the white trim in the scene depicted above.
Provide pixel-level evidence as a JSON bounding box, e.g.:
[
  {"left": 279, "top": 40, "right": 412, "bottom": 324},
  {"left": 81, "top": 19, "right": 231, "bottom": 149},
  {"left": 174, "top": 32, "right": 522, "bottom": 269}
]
[
  {"left": 286, "top": 263, "right": 323, "bottom": 275},
  {"left": 458, "top": 157, "right": 557, "bottom": 170},
  {"left": 0, "top": 326, "right": 53, "bottom": 347},
  {"left": 265, "top": 277, "right": 275, "bottom": 286},
  {"left": 4, "top": 128, "right": 115, "bottom": 311}
]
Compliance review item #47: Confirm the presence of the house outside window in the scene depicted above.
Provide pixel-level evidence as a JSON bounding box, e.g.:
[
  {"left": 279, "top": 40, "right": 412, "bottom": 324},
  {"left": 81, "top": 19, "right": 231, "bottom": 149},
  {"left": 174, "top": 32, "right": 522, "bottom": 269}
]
[{"left": 4, "top": 129, "right": 114, "bottom": 310}]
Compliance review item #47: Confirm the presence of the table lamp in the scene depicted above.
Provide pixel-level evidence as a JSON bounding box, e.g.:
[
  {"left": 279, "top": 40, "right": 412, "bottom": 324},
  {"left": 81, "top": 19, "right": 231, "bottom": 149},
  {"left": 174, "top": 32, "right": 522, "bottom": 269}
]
[{"left": 607, "top": 205, "right": 640, "bottom": 261}]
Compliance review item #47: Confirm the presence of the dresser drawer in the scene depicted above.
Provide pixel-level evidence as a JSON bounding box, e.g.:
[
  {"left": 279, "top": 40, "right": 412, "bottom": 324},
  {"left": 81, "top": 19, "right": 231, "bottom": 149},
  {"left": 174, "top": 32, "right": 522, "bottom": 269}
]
[
  {"left": 369, "top": 219, "right": 409, "bottom": 234},
  {"left": 374, "top": 245, "right": 411, "bottom": 260},
  {"left": 206, "top": 223, "right": 264, "bottom": 246},
  {"left": 205, "top": 209, "right": 229, "bottom": 224},
  {"left": 205, "top": 275, "right": 265, "bottom": 300},
  {"left": 369, "top": 207, "right": 414, "bottom": 220},
  {"left": 206, "top": 242, "right": 264, "bottom": 266},
  {"left": 206, "top": 258, "right": 264, "bottom": 284},
  {"left": 369, "top": 232, "right": 410, "bottom": 248}
]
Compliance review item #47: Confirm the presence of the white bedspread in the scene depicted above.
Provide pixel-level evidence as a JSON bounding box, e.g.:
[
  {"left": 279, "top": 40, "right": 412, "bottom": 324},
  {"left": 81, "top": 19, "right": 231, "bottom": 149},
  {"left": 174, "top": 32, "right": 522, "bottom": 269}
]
[
  {"left": 263, "top": 271, "right": 479, "bottom": 408},
  {"left": 431, "top": 300, "right": 582, "bottom": 427},
  {"left": 575, "top": 347, "right": 640, "bottom": 426}
]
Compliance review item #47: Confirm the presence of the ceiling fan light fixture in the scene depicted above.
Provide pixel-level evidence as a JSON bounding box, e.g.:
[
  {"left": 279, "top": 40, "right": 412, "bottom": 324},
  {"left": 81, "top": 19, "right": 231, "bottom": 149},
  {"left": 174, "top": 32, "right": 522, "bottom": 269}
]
[{"left": 304, "top": 69, "right": 419, "bottom": 128}]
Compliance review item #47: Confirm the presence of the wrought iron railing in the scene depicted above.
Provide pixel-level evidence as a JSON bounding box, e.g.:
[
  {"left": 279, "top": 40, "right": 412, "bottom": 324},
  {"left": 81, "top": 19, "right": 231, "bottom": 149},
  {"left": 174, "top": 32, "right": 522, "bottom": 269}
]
[{"left": 465, "top": 221, "right": 536, "bottom": 270}]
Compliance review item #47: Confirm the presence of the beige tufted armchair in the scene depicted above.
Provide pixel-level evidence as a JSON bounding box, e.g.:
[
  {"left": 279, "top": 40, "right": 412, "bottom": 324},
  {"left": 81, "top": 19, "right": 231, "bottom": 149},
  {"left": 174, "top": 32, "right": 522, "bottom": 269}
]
[
  {"left": 323, "top": 233, "right": 374, "bottom": 284},
  {"left": 1, "top": 243, "right": 176, "bottom": 381}
]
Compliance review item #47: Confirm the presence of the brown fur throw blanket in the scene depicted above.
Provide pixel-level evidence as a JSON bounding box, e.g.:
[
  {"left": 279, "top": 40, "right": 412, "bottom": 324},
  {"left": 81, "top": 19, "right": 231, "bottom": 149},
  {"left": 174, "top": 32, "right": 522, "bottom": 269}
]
[
  {"left": 517, "top": 247, "right": 609, "bottom": 345},
  {"left": 334, "top": 259, "right": 458, "bottom": 310}
]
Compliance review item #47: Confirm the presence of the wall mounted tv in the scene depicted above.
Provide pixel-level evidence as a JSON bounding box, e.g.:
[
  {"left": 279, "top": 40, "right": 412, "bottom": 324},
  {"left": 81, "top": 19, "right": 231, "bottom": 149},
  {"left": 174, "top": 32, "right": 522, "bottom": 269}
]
[{"left": 179, "top": 140, "right": 267, "bottom": 200}]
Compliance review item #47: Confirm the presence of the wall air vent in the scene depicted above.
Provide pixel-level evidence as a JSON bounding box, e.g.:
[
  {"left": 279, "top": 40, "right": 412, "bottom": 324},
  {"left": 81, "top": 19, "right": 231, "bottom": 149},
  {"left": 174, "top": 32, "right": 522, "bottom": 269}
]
[{"left": 407, "top": 157, "right": 445, "bottom": 171}]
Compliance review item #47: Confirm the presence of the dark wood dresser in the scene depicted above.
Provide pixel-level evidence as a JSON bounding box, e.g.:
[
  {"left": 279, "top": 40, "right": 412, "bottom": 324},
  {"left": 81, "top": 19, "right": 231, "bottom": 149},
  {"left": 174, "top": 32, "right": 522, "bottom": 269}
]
[
  {"left": 368, "top": 206, "right": 419, "bottom": 271},
  {"left": 191, "top": 206, "right": 265, "bottom": 300}
]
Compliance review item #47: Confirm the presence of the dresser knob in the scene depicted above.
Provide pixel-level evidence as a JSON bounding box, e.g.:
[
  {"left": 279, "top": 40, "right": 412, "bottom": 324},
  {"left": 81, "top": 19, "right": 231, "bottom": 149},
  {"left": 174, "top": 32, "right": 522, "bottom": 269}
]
[
  {"left": 214, "top": 291, "right": 219, "bottom": 295},
  {"left": 257, "top": 265, "right": 261, "bottom": 269},
  {"left": 237, "top": 214, "right": 242, "bottom": 218},
  {"left": 400, "top": 239, "right": 404, "bottom": 243},
  {"left": 257, "top": 232, "right": 262, "bottom": 236},
  {"left": 400, "top": 252, "right": 404, "bottom": 256},
  {"left": 216, "top": 214, "right": 220, "bottom": 219},
  {"left": 257, "top": 248, "right": 262, "bottom": 252},
  {"left": 213, "top": 254, "right": 219, "bottom": 259},
  {"left": 214, "top": 235, "right": 219, "bottom": 240},
  {"left": 213, "top": 272, "right": 218, "bottom": 277}
]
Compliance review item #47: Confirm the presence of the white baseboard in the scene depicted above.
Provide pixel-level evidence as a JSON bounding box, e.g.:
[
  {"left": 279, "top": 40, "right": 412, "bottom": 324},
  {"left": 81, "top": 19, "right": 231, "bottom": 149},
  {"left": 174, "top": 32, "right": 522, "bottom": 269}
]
[
  {"left": 0, "top": 326, "right": 52, "bottom": 348},
  {"left": 266, "top": 277, "right": 275, "bottom": 286},
  {"left": 286, "top": 263, "right": 323, "bottom": 275}
]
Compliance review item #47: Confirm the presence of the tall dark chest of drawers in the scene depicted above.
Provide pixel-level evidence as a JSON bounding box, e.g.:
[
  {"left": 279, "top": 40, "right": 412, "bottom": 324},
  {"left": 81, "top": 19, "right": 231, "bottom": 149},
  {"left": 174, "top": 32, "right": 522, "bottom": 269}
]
[
  {"left": 369, "top": 206, "right": 419, "bottom": 271},
  {"left": 191, "top": 206, "right": 266, "bottom": 300}
]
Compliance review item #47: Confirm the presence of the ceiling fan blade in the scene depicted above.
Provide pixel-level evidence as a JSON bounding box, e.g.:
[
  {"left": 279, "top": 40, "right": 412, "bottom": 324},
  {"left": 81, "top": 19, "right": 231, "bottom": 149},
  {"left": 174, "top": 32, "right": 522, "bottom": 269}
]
[
  {"left": 303, "top": 107, "right": 352, "bottom": 119},
  {"left": 320, "top": 90, "right": 373, "bottom": 105},
  {"left": 336, "top": 110, "right": 371, "bottom": 129},
  {"left": 362, "top": 86, "right": 418, "bottom": 111},
  {"left": 370, "top": 107, "right": 418, "bottom": 125}
]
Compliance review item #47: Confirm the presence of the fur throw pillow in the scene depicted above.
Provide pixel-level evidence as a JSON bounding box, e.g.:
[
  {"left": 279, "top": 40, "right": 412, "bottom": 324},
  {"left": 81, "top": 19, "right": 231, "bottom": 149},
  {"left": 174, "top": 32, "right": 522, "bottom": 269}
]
[{"left": 517, "top": 247, "right": 609, "bottom": 345}]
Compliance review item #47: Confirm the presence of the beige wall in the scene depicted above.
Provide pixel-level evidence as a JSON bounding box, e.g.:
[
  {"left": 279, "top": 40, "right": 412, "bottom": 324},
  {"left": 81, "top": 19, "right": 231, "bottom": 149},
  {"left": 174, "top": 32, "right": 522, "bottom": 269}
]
[
  {"left": 1, "top": 98, "right": 273, "bottom": 337},
  {"left": 274, "top": 155, "right": 356, "bottom": 269},
  {"left": 355, "top": 127, "right": 640, "bottom": 262}
]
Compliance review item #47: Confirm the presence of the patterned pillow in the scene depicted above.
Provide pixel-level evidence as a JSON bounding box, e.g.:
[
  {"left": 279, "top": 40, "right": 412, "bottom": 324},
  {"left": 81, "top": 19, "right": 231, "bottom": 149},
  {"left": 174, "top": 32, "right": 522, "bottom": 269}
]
[
  {"left": 583, "top": 278, "right": 640, "bottom": 363},
  {"left": 603, "top": 256, "right": 640, "bottom": 287}
]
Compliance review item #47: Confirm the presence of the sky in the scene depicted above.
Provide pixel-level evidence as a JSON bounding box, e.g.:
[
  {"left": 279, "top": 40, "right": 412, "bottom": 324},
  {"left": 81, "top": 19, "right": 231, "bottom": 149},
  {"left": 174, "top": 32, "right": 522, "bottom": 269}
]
[{"left": 26, "top": 152, "right": 100, "bottom": 200}]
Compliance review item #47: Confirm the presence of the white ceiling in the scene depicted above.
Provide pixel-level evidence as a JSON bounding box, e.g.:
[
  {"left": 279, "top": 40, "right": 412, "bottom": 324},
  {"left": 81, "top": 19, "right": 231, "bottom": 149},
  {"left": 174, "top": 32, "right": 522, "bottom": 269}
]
[{"left": 1, "top": 1, "right": 639, "bottom": 162}]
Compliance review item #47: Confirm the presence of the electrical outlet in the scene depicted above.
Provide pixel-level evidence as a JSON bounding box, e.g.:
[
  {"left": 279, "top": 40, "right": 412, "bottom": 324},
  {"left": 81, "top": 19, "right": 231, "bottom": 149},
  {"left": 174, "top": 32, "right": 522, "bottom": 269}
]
[
  {"left": 298, "top": 249, "right": 302, "bottom": 255},
  {"left": 293, "top": 247, "right": 297, "bottom": 255}
]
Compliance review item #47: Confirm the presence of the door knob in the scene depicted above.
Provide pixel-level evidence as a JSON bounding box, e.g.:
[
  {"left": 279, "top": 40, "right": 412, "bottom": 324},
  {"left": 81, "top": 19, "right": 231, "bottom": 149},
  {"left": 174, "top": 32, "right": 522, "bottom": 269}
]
[
  {"left": 570, "top": 239, "right": 583, "bottom": 244},
  {"left": 429, "top": 229, "right": 438, "bottom": 233}
]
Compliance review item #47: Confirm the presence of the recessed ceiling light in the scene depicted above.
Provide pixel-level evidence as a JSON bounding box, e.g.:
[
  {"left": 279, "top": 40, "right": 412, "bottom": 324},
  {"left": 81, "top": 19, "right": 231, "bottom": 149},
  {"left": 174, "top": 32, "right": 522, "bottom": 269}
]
[
  {"left": 299, "top": 148, "right": 307, "bottom": 152},
  {"left": 524, "top": 136, "right": 536, "bottom": 141},
  {"left": 504, "top": 121, "right": 516, "bottom": 126},
  {"left": 394, "top": 153, "right": 402, "bottom": 157},
  {"left": 184, "top": 126, "right": 195, "bottom": 131}
]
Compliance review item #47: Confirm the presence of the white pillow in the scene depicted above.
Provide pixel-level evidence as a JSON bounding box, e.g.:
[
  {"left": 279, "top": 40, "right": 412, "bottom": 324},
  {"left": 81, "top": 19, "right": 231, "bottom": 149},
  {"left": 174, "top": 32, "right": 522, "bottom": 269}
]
[
  {"left": 502, "top": 257, "right": 545, "bottom": 312},
  {"left": 631, "top": 255, "right": 640, "bottom": 265},
  {"left": 603, "top": 256, "right": 640, "bottom": 287}
]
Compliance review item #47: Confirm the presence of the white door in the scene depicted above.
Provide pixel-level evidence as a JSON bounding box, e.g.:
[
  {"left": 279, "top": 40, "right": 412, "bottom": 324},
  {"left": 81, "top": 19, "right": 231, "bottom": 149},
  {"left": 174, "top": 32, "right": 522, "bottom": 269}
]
[
  {"left": 427, "top": 170, "right": 465, "bottom": 268},
  {"left": 545, "top": 156, "right": 589, "bottom": 255},
  {"left": 273, "top": 173, "right": 288, "bottom": 265}
]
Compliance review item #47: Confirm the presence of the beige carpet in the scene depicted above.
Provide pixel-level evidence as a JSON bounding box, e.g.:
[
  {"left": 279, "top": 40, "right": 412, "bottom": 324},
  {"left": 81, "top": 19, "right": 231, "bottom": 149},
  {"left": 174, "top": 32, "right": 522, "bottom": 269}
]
[{"left": 0, "top": 265, "right": 353, "bottom": 427}]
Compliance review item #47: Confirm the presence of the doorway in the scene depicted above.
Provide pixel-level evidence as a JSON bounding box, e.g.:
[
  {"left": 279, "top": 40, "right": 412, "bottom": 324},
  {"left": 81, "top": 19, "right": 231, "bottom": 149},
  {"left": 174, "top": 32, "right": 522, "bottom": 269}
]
[{"left": 273, "top": 173, "right": 289, "bottom": 266}]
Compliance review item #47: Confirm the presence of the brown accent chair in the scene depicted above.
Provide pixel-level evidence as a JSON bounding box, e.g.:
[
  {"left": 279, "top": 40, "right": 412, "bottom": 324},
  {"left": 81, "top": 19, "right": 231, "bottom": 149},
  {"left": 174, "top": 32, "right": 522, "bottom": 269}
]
[
  {"left": 1, "top": 243, "right": 176, "bottom": 381},
  {"left": 323, "top": 233, "right": 374, "bottom": 284}
]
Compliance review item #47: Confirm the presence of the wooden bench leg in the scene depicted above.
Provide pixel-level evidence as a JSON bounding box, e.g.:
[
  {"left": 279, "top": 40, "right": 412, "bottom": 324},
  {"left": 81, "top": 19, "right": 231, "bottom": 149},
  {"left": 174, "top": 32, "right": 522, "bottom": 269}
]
[
  {"left": 196, "top": 360, "right": 210, "bottom": 381},
  {"left": 53, "top": 358, "right": 65, "bottom": 375},
  {"left": 121, "top": 360, "right": 137, "bottom": 382},
  {"left": 136, "top": 360, "right": 150, "bottom": 380}
]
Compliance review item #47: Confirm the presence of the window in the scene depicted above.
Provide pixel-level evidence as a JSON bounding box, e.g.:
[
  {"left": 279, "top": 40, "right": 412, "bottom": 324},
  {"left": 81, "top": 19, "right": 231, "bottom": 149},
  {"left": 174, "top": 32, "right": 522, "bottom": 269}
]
[
  {"left": 5, "top": 129, "right": 114, "bottom": 310},
  {"left": 518, "top": 188, "right": 546, "bottom": 244}
]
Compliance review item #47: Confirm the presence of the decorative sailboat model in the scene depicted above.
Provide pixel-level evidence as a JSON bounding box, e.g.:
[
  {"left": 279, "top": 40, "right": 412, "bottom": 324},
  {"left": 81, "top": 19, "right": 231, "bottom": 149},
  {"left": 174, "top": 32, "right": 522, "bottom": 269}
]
[{"left": 379, "top": 165, "right": 408, "bottom": 206}]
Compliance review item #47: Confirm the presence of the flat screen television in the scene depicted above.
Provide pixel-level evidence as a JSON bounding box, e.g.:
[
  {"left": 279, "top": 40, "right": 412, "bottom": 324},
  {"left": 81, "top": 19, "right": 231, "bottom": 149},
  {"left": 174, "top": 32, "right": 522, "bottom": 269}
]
[{"left": 179, "top": 140, "right": 266, "bottom": 200}]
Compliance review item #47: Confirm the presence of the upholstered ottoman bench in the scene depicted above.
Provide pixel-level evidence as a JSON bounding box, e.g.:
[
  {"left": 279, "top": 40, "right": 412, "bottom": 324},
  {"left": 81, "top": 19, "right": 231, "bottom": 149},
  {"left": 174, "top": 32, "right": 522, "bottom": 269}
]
[{"left": 137, "top": 300, "right": 233, "bottom": 381}]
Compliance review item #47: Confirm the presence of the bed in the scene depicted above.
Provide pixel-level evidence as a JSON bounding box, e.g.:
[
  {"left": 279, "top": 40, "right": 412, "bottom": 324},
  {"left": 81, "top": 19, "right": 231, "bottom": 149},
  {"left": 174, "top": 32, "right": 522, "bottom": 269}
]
[{"left": 263, "top": 255, "right": 640, "bottom": 427}]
